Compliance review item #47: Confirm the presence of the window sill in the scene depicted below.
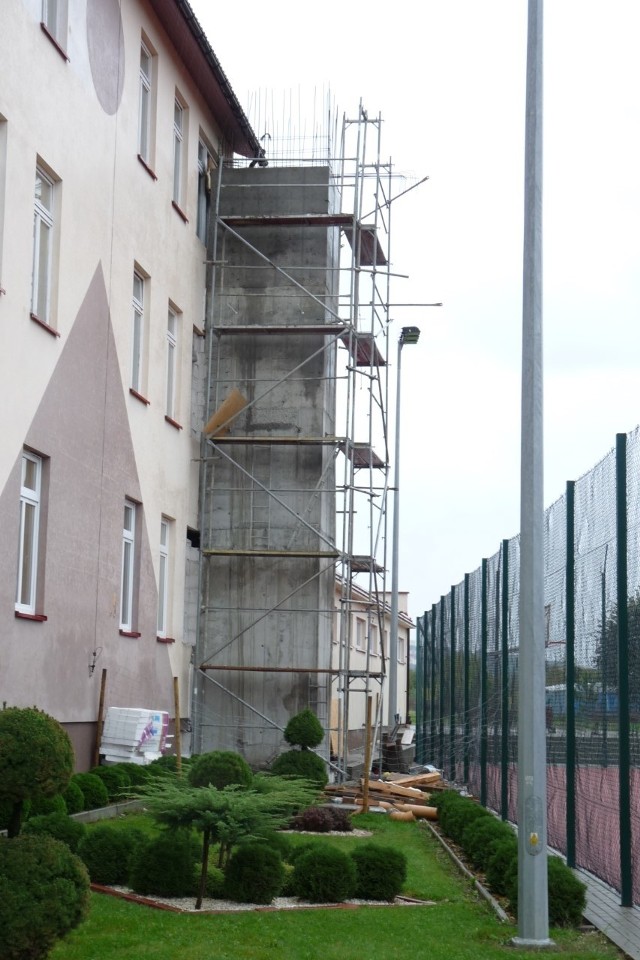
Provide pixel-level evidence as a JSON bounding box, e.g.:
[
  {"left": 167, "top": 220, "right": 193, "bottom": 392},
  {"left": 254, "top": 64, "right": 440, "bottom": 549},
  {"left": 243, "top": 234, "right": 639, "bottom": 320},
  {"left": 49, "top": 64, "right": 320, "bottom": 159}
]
[
  {"left": 193, "top": 323, "right": 205, "bottom": 338},
  {"left": 164, "top": 415, "right": 183, "bottom": 431},
  {"left": 31, "top": 313, "right": 61, "bottom": 337},
  {"left": 172, "top": 201, "right": 188, "bottom": 223},
  {"left": 137, "top": 154, "right": 158, "bottom": 181},
  {"left": 129, "top": 387, "right": 150, "bottom": 405},
  {"left": 156, "top": 636, "right": 176, "bottom": 644},
  {"left": 119, "top": 629, "right": 142, "bottom": 638},
  {"left": 15, "top": 610, "right": 48, "bottom": 622},
  {"left": 40, "top": 22, "right": 69, "bottom": 61}
]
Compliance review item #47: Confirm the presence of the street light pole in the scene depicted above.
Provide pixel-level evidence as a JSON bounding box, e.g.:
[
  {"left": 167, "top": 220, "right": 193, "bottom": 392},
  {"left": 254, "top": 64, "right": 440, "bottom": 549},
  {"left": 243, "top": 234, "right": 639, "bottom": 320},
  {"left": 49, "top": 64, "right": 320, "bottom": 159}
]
[{"left": 388, "top": 325, "right": 420, "bottom": 730}]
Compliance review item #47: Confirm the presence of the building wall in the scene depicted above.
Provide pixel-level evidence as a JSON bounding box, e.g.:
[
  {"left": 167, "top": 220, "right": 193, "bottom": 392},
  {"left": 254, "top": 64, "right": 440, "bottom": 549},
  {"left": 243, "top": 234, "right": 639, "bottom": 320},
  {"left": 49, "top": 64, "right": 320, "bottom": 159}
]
[{"left": 0, "top": 0, "right": 233, "bottom": 767}]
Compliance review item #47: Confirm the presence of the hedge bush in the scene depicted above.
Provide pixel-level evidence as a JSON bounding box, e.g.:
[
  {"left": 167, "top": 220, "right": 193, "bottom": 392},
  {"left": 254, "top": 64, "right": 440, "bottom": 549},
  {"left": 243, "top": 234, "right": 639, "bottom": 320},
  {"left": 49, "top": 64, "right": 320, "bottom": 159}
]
[
  {"left": 351, "top": 842, "right": 407, "bottom": 901},
  {"left": 461, "top": 815, "right": 514, "bottom": 872},
  {"left": 77, "top": 822, "right": 144, "bottom": 885},
  {"left": 505, "top": 855, "right": 587, "bottom": 928},
  {"left": 188, "top": 751, "right": 253, "bottom": 791},
  {"left": 129, "top": 830, "right": 200, "bottom": 897},
  {"left": 438, "top": 793, "right": 490, "bottom": 845},
  {"left": 61, "top": 779, "right": 85, "bottom": 815},
  {"left": 27, "top": 792, "right": 67, "bottom": 820},
  {"left": 0, "top": 834, "right": 89, "bottom": 960},
  {"left": 292, "top": 845, "right": 357, "bottom": 903},
  {"left": 484, "top": 835, "right": 518, "bottom": 897},
  {"left": 270, "top": 749, "right": 328, "bottom": 787},
  {"left": 71, "top": 773, "right": 109, "bottom": 811},
  {"left": 223, "top": 842, "right": 285, "bottom": 905},
  {"left": 116, "top": 762, "right": 153, "bottom": 787},
  {"left": 289, "top": 805, "right": 334, "bottom": 833},
  {"left": 23, "top": 812, "right": 86, "bottom": 854},
  {"left": 89, "top": 766, "right": 131, "bottom": 801},
  {"left": 283, "top": 709, "right": 324, "bottom": 749}
]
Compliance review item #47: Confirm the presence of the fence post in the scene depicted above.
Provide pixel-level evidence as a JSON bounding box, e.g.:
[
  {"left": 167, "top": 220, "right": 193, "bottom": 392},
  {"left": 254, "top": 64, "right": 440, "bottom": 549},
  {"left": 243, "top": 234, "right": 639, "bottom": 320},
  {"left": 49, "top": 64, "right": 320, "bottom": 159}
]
[
  {"left": 501, "top": 539, "right": 510, "bottom": 820},
  {"left": 481, "top": 558, "right": 488, "bottom": 807},
  {"left": 439, "top": 596, "right": 445, "bottom": 772},
  {"left": 431, "top": 603, "right": 437, "bottom": 763},
  {"left": 565, "top": 480, "right": 576, "bottom": 867},
  {"left": 450, "top": 585, "right": 457, "bottom": 780},
  {"left": 464, "top": 573, "right": 470, "bottom": 785},
  {"left": 616, "top": 432, "right": 632, "bottom": 907}
]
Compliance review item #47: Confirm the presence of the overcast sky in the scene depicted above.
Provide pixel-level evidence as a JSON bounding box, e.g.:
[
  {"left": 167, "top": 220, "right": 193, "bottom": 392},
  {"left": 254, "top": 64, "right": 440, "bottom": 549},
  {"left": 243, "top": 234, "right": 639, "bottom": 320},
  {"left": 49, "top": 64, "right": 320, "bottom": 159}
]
[{"left": 190, "top": 0, "right": 640, "bottom": 620}]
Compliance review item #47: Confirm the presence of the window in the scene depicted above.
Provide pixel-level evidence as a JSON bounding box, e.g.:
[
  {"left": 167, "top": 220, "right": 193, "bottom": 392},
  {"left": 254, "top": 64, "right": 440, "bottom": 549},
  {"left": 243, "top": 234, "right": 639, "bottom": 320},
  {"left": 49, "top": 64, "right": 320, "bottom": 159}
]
[
  {"left": 368, "top": 623, "right": 379, "bottom": 657},
  {"left": 120, "top": 500, "right": 136, "bottom": 631},
  {"left": 131, "top": 270, "right": 145, "bottom": 394},
  {"left": 172, "top": 96, "right": 185, "bottom": 208},
  {"left": 16, "top": 453, "right": 42, "bottom": 614},
  {"left": 31, "top": 166, "right": 56, "bottom": 325},
  {"left": 356, "top": 618, "right": 366, "bottom": 651},
  {"left": 138, "top": 39, "right": 155, "bottom": 165},
  {"left": 157, "top": 518, "right": 171, "bottom": 637},
  {"left": 197, "top": 138, "right": 216, "bottom": 242},
  {"left": 41, "top": 0, "right": 68, "bottom": 52},
  {"left": 166, "top": 305, "right": 179, "bottom": 419},
  {"left": 398, "top": 633, "right": 406, "bottom": 664}
]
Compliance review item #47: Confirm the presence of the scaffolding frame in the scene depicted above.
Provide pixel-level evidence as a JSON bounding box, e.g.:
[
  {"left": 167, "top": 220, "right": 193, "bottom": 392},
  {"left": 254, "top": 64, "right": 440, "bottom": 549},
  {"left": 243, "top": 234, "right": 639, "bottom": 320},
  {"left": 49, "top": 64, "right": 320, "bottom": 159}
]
[{"left": 192, "top": 102, "right": 404, "bottom": 778}]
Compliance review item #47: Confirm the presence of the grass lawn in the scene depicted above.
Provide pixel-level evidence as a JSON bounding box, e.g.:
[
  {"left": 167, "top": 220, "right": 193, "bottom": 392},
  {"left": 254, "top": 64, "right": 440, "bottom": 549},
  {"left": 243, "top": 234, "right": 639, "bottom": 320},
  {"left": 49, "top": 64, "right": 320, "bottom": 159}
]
[{"left": 50, "top": 814, "right": 624, "bottom": 960}]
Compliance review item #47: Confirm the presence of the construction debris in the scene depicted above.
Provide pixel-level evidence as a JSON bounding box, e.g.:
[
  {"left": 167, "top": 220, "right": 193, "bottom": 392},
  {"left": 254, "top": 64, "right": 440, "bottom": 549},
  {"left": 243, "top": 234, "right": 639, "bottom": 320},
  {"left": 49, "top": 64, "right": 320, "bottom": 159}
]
[{"left": 324, "top": 769, "right": 445, "bottom": 820}]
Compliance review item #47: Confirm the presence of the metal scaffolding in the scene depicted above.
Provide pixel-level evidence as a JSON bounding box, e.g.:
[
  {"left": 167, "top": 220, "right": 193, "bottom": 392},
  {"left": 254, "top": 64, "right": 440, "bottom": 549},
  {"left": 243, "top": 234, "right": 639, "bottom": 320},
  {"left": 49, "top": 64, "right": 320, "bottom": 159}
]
[{"left": 191, "top": 98, "right": 414, "bottom": 779}]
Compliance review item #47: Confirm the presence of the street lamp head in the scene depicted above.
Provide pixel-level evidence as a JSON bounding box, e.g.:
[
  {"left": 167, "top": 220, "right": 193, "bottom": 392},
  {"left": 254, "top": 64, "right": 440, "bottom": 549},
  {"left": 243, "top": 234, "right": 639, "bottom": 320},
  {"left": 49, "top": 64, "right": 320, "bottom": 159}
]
[{"left": 400, "top": 325, "right": 421, "bottom": 346}]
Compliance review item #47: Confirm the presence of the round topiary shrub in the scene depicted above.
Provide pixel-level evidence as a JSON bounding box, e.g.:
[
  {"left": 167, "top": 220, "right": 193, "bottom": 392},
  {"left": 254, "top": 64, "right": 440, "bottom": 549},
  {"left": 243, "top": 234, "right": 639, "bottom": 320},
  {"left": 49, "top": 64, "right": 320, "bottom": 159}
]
[
  {"left": 270, "top": 749, "right": 328, "bottom": 787},
  {"left": 61, "top": 779, "right": 85, "bottom": 815},
  {"left": 461, "top": 815, "right": 514, "bottom": 872},
  {"left": 0, "top": 834, "right": 90, "bottom": 960},
  {"left": 89, "top": 766, "right": 131, "bottom": 802},
  {"left": 77, "top": 822, "right": 144, "bottom": 885},
  {"left": 292, "top": 845, "right": 357, "bottom": 903},
  {"left": 129, "top": 831, "right": 200, "bottom": 897},
  {"left": 71, "top": 773, "right": 109, "bottom": 811},
  {"left": 290, "top": 806, "right": 334, "bottom": 833},
  {"left": 547, "top": 856, "right": 587, "bottom": 927},
  {"left": 188, "top": 751, "right": 253, "bottom": 790},
  {"left": 284, "top": 709, "right": 324, "bottom": 749},
  {"left": 223, "top": 842, "right": 285, "bottom": 905},
  {"left": 116, "top": 762, "right": 152, "bottom": 787},
  {"left": 439, "top": 794, "right": 490, "bottom": 845},
  {"left": 351, "top": 842, "right": 407, "bottom": 901},
  {"left": 0, "top": 706, "right": 75, "bottom": 837},
  {"left": 27, "top": 792, "right": 67, "bottom": 819},
  {"left": 485, "top": 835, "right": 518, "bottom": 897},
  {"left": 23, "top": 812, "right": 86, "bottom": 854}
]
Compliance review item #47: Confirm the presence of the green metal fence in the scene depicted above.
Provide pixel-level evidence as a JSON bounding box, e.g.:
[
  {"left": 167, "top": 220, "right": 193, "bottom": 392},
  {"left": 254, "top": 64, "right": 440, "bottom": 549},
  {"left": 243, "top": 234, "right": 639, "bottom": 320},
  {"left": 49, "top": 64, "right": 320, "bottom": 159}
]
[{"left": 415, "top": 428, "right": 640, "bottom": 906}]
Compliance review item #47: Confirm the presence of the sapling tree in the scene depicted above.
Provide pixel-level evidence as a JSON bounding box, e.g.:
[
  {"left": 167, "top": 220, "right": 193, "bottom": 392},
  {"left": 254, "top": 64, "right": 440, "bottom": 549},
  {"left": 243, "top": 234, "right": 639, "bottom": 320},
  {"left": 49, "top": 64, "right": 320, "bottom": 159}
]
[{"left": 0, "top": 706, "right": 74, "bottom": 837}]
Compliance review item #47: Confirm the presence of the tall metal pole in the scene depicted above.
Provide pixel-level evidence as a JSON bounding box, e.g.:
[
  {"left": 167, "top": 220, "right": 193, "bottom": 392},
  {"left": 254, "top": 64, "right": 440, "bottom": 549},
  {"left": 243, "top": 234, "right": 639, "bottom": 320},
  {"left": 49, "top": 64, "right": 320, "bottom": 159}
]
[
  {"left": 388, "top": 326, "right": 420, "bottom": 727},
  {"left": 514, "top": 0, "right": 551, "bottom": 947}
]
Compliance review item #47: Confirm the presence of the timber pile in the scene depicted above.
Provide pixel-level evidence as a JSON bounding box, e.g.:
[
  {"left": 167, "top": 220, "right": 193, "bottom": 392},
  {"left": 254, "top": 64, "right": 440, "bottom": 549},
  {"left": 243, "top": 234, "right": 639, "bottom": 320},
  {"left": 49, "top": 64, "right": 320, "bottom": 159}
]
[{"left": 325, "top": 770, "right": 445, "bottom": 821}]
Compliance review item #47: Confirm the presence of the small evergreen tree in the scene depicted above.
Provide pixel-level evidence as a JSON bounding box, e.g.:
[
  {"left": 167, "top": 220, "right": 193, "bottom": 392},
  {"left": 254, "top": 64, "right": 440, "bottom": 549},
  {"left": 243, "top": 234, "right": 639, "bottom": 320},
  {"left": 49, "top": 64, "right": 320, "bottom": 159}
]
[
  {"left": 0, "top": 706, "right": 74, "bottom": 837},
  {"left": 284, "top": 709, "right": 324, "bottom": 749}
]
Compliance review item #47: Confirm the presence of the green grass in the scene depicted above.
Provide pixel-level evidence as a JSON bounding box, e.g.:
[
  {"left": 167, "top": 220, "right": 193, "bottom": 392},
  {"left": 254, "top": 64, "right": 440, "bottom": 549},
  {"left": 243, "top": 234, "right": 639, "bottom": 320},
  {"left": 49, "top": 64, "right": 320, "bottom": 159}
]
[{"left": 50, "top": 814, "right": 624, "bottom": 960}]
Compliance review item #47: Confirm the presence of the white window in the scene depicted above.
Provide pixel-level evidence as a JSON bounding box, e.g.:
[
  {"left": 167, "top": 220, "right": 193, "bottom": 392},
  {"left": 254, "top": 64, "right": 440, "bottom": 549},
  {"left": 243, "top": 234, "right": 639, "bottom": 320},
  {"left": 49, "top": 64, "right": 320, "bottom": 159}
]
[
  {"left": 173, "top": 97, "right": 185, "bottom": 207},
  {"left": 32, "top": 166, "right": 55, "bottom": 323},
  {"left": 120, "top": 501, "right": 136, "bottom": 631},
  {"left": 16, "top": 453, "right": 42, "bottom": 614},
  {"left": 157, "top": 518, "right": 170, "bottom": 636},
  {"left": 369, "top": 623, "right": 379, "bottom": 657},
  {"left": 356, "top": 618, "right": 366, "bottom": 651},
  {"left": 138, "top": 41, "right": 152, "bottom": 162},
  {"left": 197, "top": 138, "right": 216, "bottom": 242},
  {"left": 166, "top": 306, "right": 178, "bottom": 418},
  {"left": 41, "top": 0, "right": 67, "bottom": 45},
  {"left": 398, "top": 633, "right": 406, "bottom": 663},
  {"left": 131, "top": 271, "right": 144, "bottom": 392}
]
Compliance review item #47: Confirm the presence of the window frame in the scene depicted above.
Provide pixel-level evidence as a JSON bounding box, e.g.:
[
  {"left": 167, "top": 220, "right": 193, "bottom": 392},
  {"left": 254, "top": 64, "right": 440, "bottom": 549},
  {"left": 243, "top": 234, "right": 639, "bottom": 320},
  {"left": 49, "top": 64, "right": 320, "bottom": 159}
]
[
  {"left": 172, "top": 96, "right": 185, "bottom": 208},
  {"left": 120, "top": 500, "right": 136, "bottom": 632},
  {"left": 157, "top": 518, "right": 170, "bottom": 637},
  {"left": 16, "top": 452, "right": 42, "bottom": 615},
  {"left": 166, "top": 305, "right": 178, "bottom": 420},
  {"left": 137, "top": 37, "right": 156, "bottom": 167},
  {"left": 356, "top": 617, "right": 366, "bottom": 651},
  {"left": 31, "top": 165, "right": 55, "bottom": 325},
  {"left": 131, "top": 270, "right": 145, "bottom": 394},
  {"left": 41, "top": 0, "right": 68, "bottom": 56},
  {"left": 197, "top": 137, "right": 217, "bottom": 243}
]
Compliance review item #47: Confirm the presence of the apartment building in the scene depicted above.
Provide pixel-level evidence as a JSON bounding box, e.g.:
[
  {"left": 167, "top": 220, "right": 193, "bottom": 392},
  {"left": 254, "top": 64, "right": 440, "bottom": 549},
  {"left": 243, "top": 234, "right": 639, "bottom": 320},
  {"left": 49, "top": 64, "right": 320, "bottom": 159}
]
[{"left": 0, "top": 0, "right": 261, "bottom": 767}]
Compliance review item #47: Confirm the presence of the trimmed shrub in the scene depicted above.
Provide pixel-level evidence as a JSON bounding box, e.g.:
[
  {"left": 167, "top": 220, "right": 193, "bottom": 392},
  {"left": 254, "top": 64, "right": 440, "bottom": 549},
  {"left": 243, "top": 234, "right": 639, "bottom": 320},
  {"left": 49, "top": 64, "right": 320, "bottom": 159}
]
[
  {"left": 188, "top": 751, "right": 253, "bottom": 791},
  {"left": 292, "top": 845, "right": 357, "bottom": 903},
  {"left": 284, "top": 709, "right": 324, "bottom": 749},
  {"left": 286, "top": 840, "right": 324, "bottom": 866},
  {"left": 71, "top": 773, "right": 109, "bottom": 811},
  {"left": 89, "top": 765, "right": 131, "bottom": 802},
  {"left": 62, "top": 779, "right": 85, "bottom": 815},
  {"left": 255, "top": 830, "right": 293, "bottom": 862},
  {"left": 351, "top": 843, "right": 407, "bottom": 901},
  {"left": 23, "top": 812, "right": 86, "bottom": 853},
  {"left": 461, "top": 815, "right": 514, "bottom": 872},
  {"left": 439, "top": 794, "right": 490, "bottom": 845},
  {"left": 485, "top": 836, "right": 518, "bottom": 897},
  {"left": 0, "top": 834, "right": 89, "bottom": 960},
  {"left": 325, "top": 806, "right": 353, "bottom": 832},
  {"left": 223, "top": 842, "right": 285, "bottom": 905},
  {"left": 270, "top": 749, "right": 328, "bottom": 787},
  {"left": 203, "top": 864, "right": 225, "bottom": 899},
  {"left": 77, "top": 822, "right": 144, "bottom": 885},
  {"left": 116, "top": 762, "right": 152, "bottom": 787},
  {"left": 290, "top": 805, "right": 334, "bottom": 833},
  {"left": 27, "top": 792, "right": 67, "bottom": 819},
  {"left": 129, "top": 830, "right": 200, "bottom": 897},
  {"left": 506, "top": 856, "right": 586, "bottom": 928}
]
